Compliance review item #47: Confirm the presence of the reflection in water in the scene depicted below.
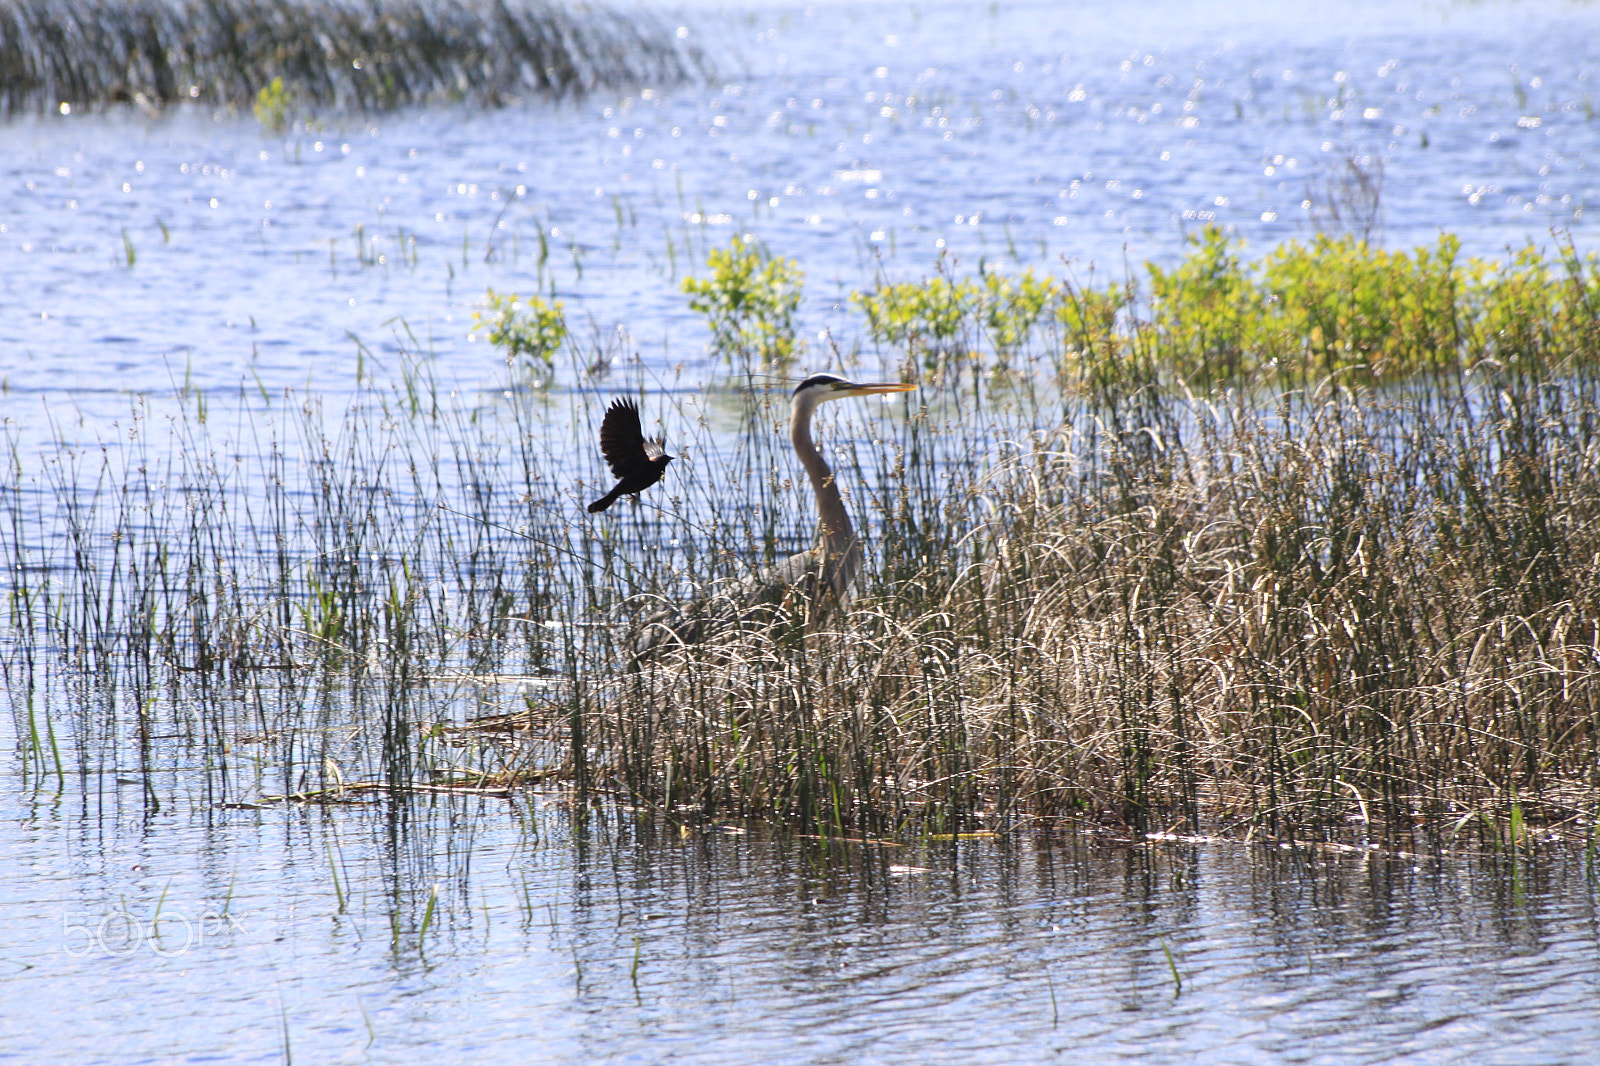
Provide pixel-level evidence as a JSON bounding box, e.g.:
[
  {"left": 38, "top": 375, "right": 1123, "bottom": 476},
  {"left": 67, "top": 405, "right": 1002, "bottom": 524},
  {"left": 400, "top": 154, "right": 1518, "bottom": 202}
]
[{"left": 5, "top": 795, "right": 1597, "bottom": 1063}]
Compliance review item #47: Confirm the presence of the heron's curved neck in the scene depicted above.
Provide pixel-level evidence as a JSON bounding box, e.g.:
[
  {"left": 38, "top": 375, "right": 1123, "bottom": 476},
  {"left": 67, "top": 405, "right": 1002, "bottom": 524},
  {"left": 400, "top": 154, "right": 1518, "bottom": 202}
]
[{"left": 790, "top": 398, "right": 856, "bottom": 558}]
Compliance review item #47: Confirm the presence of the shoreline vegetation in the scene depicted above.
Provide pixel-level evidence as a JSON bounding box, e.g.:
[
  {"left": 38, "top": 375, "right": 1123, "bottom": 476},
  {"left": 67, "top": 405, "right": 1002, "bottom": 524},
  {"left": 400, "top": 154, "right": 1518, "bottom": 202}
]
[
  {"left": 0, "top": 0, "right": 710, "bottom": 115},
  {"left": 5, "top": 228, "right": 1599, "bottom": 851}
]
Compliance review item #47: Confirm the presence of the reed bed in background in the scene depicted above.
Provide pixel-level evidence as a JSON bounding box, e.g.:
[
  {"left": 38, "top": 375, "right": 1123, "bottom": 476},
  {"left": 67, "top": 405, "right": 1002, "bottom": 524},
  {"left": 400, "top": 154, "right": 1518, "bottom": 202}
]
[
  {"left": 5, "top": 230, "right": 1600, "bottom": 850},
  {"left": 0, "top": 0, "right": 709, "bottom": 114}
]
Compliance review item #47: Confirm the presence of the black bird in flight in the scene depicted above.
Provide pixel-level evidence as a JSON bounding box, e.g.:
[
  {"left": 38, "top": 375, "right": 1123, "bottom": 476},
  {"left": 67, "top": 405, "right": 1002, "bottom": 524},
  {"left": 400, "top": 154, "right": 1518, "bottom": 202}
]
[{"left": 587, "top": 397, "right": 674, "bottom": 513}]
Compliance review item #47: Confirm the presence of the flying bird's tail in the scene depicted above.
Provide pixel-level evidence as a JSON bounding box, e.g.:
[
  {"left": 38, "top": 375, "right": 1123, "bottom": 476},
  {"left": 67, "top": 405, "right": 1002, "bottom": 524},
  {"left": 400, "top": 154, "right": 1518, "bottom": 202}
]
[{"left": 587, "top": 490, "right": 620, "bottom": 513}]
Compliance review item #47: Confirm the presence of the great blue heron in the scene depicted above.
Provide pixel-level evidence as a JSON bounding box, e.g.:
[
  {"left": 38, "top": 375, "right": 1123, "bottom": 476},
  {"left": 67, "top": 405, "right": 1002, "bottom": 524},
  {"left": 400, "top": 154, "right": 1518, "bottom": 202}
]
[
  {"left": 635, "top": 373, "right": 916, "bottom": 651},
  {"left": 588, "top": 398, "right": 674, "bottom": 513}
]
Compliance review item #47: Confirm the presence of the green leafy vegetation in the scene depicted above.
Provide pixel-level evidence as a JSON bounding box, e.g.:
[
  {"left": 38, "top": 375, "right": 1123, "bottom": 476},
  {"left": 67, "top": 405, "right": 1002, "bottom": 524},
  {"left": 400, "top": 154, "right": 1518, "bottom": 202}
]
[
  {"left": 851, "top": 266, "right": 1057, "bottom": 382},
  {"left": 682, "top": 235, "right": 804, "bottom": 368},
  {"left": 979, "top": 267, "right": 1056, "bottom": 368},
  {"left": 856, "top": 227, "right": 1600, "bottom": 390},
  {"left": 252, "top": 76, "right": 293, "bottom": 133},
  {"left": 472, "top": 289, "right": 567, "bottom": 376},
  {"left": 1134, "top": 225, "right": 1600, "bottom": 383},
  {"left": 853, "top": 273, "right": 979, "bottom": 374}
]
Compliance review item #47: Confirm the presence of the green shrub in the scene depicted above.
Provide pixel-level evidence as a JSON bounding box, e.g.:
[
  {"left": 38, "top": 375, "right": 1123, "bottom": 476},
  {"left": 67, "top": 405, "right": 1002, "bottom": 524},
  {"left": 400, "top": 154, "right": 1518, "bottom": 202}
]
[
  {"left": 472, "top": 289, "right": 567, "bottom": 375},
  {"left": 979, "top": 267, "right": 1057, "bottom": 368},
  {"left": 682, "top": 236, "right": 804, "bottom": 368},
  {"left": 1096, "top": 225, "right": 1600, "bottom": 387},
  {"left": 1053, "top": 278, "right": 1133, "bottom": 383},
  {"left": 253, "top": 76, "right": 293, "bottom": 133},
  {"left": 852, "top": 275, "right": 979, "bottom": 375}
]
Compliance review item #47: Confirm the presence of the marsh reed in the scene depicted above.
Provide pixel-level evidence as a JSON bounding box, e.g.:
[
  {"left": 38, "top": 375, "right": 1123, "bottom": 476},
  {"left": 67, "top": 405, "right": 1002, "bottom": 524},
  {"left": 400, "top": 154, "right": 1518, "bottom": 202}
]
[
  {"left": 0, "top": 0, "right": 710, "bottom": 114},
  {"left": 594, "top": 364, "right": 1600, "bottom": 844},
  {"left": 5, "top": 232, "right": 1600, "bottom": 849}
]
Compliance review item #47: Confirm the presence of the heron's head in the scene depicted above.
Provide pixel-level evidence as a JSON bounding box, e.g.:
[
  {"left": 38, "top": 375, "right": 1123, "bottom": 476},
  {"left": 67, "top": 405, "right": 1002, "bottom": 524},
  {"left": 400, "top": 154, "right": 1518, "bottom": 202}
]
[{"left": 792, "top": 374, "right": 916, "bottom": 409}]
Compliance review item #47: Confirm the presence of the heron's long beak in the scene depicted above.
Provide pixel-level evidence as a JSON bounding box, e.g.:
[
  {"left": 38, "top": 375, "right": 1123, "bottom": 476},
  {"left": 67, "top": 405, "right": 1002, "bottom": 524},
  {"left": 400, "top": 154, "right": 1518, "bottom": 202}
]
[{"left": 834, "top": 380, "right": 916, "bottom": 396}]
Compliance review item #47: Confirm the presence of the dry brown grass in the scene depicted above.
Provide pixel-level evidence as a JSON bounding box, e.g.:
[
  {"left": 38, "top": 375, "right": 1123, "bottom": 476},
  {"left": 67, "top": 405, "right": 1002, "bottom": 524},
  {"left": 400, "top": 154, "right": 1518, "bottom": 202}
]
[
  {"left": 586, "top": 372, "right": 1600, "bottom": 845},
  {"left": 4, "top": 331, "right": 1597, "bottom": 850}
]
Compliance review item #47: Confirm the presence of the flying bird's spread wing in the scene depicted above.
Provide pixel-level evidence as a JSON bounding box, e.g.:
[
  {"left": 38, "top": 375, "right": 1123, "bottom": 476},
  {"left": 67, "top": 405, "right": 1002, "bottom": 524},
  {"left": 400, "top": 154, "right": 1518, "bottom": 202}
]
[{"left": 597, "top": 398, "right": 647, "bottom": 478}]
